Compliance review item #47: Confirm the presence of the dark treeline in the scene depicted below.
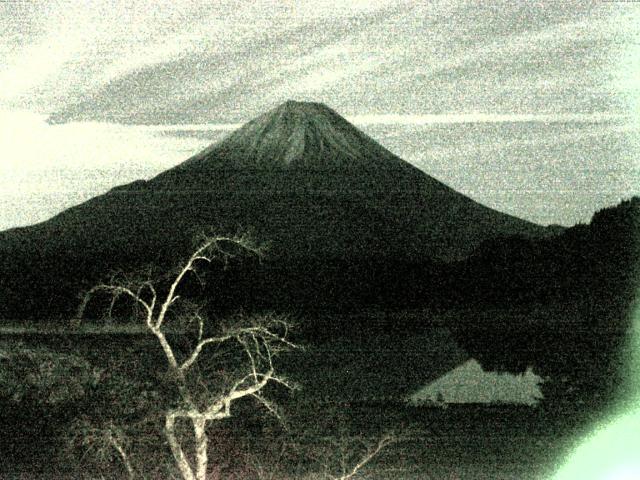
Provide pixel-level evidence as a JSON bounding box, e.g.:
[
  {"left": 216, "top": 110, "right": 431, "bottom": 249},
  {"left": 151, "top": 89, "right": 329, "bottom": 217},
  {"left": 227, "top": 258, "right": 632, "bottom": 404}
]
[
  {"left": 1, "top": 197, "right": 638, "bottom": 327},
  {"left": 445, "top": 197, "right": 639, "bottom": 403},
  {"left": 1, "top": 196, "right": 638, "bottom": 404},
  {"left": 453, "top": 197, "right": 639, "bottom": 308},
  {"left": 199, "top": 197, "right": 640, "bottom": 403}
]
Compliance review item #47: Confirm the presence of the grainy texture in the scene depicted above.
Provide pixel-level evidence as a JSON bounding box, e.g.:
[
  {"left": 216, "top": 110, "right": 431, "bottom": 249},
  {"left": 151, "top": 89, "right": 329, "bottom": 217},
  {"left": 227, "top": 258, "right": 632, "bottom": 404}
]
[
  {"left": 0, "top": 2, "right": 638, "bottom": 479},
  {"left": 0, "top": 1, "right": 639, "bottom": 229}
]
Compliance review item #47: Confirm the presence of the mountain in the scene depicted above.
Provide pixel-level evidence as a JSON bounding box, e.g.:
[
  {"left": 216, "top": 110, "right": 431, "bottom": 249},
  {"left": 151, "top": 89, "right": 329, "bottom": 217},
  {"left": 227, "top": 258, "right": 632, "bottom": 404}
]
[{"left": 0, "top": 101, "right": 553, "bottom": 320}]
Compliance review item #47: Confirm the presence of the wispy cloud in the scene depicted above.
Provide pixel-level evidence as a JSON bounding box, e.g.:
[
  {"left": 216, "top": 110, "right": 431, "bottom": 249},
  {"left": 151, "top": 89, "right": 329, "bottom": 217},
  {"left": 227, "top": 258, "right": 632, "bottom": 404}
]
[
  {"left": 350, "top": 113, "right": 629, "bottom": 125},
  {"left": 2, "top": 1, "right": 635, "bottom": 123},
  {"left": 134, "top": 112, "right": 629, "bottom": 133},
  {"left": 0, "top": 1, "right": 638, "bottom": 230}
]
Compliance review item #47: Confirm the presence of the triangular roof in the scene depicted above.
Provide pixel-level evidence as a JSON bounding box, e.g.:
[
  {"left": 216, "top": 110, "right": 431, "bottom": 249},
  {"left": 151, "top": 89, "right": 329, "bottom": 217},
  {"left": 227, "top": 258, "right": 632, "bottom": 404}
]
[{"left": 408, "top": 358, "right": 544, "bottom": 406}]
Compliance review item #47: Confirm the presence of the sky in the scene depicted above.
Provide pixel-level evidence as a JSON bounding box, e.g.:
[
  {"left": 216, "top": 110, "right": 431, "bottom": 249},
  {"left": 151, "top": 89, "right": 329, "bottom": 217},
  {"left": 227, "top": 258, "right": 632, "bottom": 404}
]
[{"left": 0, "top": 0, "right": 639, "bottom": 230}]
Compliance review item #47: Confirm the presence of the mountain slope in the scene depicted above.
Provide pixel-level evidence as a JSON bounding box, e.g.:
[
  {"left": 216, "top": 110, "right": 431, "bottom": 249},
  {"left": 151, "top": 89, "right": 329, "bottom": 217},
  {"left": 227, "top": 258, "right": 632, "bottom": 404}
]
[
  {"left": 0, "top": 101, "right": 552, "bottom": 320},
  {"left": 132, "top": 100, "right": 546, "bottom": 261}
]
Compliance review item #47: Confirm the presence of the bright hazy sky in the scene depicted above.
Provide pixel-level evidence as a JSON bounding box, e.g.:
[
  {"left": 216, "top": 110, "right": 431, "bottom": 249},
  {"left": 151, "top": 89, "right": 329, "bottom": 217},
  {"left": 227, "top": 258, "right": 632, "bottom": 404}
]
[{"left": 0, "top": 0, "right": 639, "bottom": 230}]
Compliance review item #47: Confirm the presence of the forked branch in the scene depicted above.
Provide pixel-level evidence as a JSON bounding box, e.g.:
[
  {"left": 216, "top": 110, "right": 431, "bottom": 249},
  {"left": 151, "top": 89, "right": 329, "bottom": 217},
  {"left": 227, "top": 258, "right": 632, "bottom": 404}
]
[
  {"left": 75, "top": 234, "right": 301, "bottom": 480},
  {"left": 333, "top": 434, "right": 395, "bottom": 480}
]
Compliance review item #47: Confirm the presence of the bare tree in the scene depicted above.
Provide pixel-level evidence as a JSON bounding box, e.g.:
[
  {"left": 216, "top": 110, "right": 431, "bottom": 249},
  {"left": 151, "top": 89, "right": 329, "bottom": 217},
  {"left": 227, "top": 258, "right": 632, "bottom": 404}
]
[
  {"left": 68, "top": 419, "right": 137, "bottom": 480},
  {"left": 247, "top": 432, "right": 396, "bottom": 480},
  {"left": 312, "top": 433, "right": 395, "bottom": 480},
  {"left": 76, "top": 234, "right": 299, "bottom": 480},
  {"left": 331, "top": 434, "right": 394, "bottom": 480}
]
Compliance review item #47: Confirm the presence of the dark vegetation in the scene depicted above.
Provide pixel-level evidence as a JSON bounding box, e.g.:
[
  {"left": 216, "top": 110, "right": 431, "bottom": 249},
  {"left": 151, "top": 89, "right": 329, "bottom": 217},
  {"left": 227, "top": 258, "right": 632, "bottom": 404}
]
[
  {"left": 449, "top": 197, "right": 639, "bottom": 403},
  {"left": 67, "top": 196, "right": 637, "bottom": 404},
  {"left": 2, "top": 198, "right": 635, "bottom": 403},
  {"left": 0, "top": 332, "right": 595, "bottom": 479},
  {"left": 0, "top": 102, "right": 638, "bottom": 477},
  {"left": 0, "top": 196, "right": 636, "bottom": 477}
]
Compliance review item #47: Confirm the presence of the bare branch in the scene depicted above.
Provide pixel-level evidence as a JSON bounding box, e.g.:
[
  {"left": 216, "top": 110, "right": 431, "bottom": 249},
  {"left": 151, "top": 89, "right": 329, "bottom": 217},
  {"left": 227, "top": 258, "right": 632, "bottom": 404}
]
[
  {"left": 250, "top": 392, "right": 283, "bottom": 422},
  {"left": 74, "top": 232, "right": 299, "bottom": 480},
  {"left": 107, "top": 293, "right": 119, "bottom": 322},
  {"left": 179, "top": 334, "right": 233, "bottom": 372},
  {"left": 107, "top": 431, "right": 136, "bottom": 480},
  {"left": 196, "top": 313, "right": 204, "bottom": 343},
  {"left": 154, "top": 235, "right": 264, "bottom": 330},
  {"left": 265, "top": 374, "right": 298, "bottom": 392},
  {"left": 179, "top": 318, "right": 298, "bottom": 372},
  {"left": 150, "top": 327, "right": 180, "bottom": 370},
  {"left": 165, "top": 413, "right": 197, "bottom": 480},
  {"left": 141, "top": 281, "right": 157, "bottom": 315},
  {"left": 196, "top": 368, "right": 277, "bottom": 421},
  {"left": 191, "top": 256, "right": 213, "bottom": 265},
  {"left": 333, "top": 435, "right": 395, "bottom": 480},
  {"left": 68, "top": 419, "right": 137, "bottom": 480},
  {"left": 227, "top": 369, "right": 273, "bottom": 401},
  {"left": 76, "top": 284, "right": 153, "bottom": 324},
  {"left": 240, "top": 336, "right": 259, "bottom": 381}
]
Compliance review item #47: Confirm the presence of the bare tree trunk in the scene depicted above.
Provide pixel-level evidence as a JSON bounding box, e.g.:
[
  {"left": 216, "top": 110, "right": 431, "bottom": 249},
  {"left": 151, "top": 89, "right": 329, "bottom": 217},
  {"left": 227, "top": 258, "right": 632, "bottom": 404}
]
[
  {"left": 193, "top": 416, "right": 209, "bottom": 480},
  {"left": 76, "top": 236, "right": 296, "bottom": 479},
  {"left": 166, "top": 414, "right": 196, "bottom": 480}
]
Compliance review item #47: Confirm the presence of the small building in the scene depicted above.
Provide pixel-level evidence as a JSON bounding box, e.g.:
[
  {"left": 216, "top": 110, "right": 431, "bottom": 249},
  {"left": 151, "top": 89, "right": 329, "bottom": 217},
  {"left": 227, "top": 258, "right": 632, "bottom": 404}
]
[{"left": 407, "top": 358, "right": 544, "bottom": 406}]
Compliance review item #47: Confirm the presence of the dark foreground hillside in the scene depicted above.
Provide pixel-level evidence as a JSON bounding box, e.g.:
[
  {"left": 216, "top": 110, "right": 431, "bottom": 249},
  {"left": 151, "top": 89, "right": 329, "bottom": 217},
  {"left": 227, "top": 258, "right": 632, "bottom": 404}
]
[{"left": 0, "top": 326, "right": 608, "bottom": 480}]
